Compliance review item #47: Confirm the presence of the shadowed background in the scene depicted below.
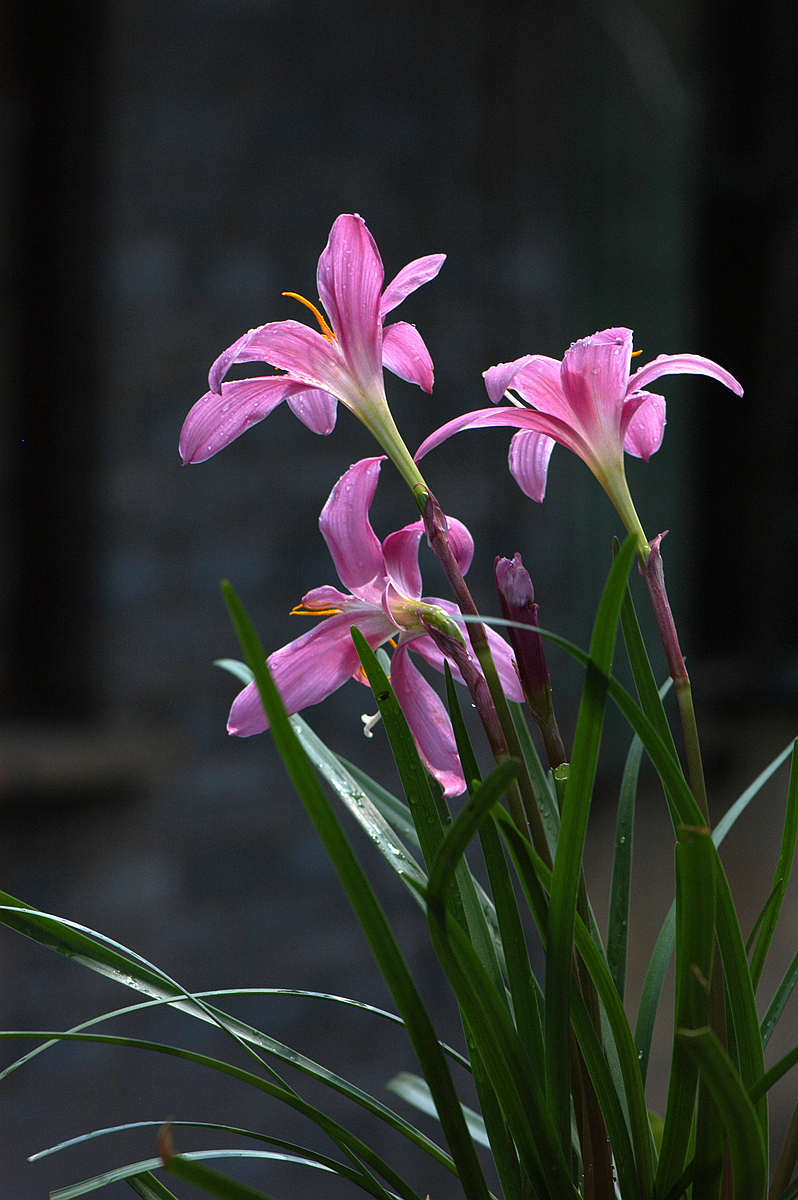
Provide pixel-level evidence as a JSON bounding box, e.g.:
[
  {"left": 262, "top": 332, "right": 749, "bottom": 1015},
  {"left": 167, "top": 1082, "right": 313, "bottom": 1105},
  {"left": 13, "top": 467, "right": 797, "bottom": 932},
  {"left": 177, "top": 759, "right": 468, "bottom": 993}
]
[{"left": 2, "top": 0, "right": 797, "bottom": 1195}]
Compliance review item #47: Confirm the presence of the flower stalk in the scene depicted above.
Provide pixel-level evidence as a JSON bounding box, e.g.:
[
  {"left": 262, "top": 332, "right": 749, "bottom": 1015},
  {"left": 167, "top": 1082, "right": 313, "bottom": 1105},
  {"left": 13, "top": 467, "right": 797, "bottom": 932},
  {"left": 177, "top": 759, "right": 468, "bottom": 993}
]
[{"left": 421, "top": 491, "right": 553, "bottom": 866}]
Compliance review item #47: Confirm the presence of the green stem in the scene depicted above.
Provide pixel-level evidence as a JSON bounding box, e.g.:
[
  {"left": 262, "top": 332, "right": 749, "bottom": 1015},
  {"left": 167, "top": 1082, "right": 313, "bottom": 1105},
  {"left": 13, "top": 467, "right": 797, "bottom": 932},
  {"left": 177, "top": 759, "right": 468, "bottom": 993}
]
[
  {"left": 610, "top": 475, "right": 710, "bottom": 824},
  {"left": 421, "top": 491, "right": 553, "bottom": 866},
  {"left": 358, "top": 401, "right": 429, "bottom": 495}
]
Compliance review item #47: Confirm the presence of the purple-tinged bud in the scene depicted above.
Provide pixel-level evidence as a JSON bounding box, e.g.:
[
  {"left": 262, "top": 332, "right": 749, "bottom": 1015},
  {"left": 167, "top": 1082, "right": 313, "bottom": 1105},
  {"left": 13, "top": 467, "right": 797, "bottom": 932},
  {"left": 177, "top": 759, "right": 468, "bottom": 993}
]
[
  {"left": 495, "top": 554, "right": 549, "bottom": 694},
  {"left": 495, "top": 553, "right": 566, "bottom": 768}
]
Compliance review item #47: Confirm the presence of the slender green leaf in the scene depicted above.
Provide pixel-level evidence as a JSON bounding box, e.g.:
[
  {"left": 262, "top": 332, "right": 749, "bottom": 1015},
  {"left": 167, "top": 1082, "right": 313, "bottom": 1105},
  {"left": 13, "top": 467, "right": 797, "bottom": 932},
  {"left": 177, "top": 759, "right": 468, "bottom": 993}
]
[
  {"left": 349, "top": 627, "right": 445, "bottom": 867},
  {"left": 618, "top": 568, "right": 680, "bottom": 767},
  {"left": 60, "top": 1149, "right": 338, "bottom": 1200},
  {"left": 0, "top": 901, "right": 295, "bottom": 1093},
  {"left": 635, "top": 901, "right": 676, "bottom": 1086},
  {"left": 425, "top": 895, "right": 578, "bottom": 1199},
  {"left": 444, "top": 807, "right": 640, "bottom": 1199},
  {"left": 219, "top": 661, "right": 428, "bottom": 882},
  {"left": 655, "top": 826, "right": 716, "bottom": 1198},
  {"left": 222, "top": 582, "right": 491, "bottom": 1200},
  {"left": 761, "top": 944, "right": 798, "bottom": 1048},
  {"left": 446, "top": 671, "right": 546, "bottom": 1074},
  {"left": 162, "top": 1153, "right": 278, "bottom": 1200},
  {"left": 3, "top": 1030, "right": 419, "bottom": 1200},
  {"left": 426, "top": 760, "right": 520, "bottom": 911},
  {"left": 607, "top": 729, "right": 643, "bottom": 1003},
  {"left": 215, "top": 658, "right": 255, "bottom": 685},
  {"left": 529, "top": 622, "right": 769, "bottom": 1145},
  {"left": 678, "top": 1027, "right": 768, "bottom": 1200},
  {"left": 497, "top": 810, "right": 655, "bottom": 1199},
  {"left": 749, "top": 1041, "right": 798, "bottom": 1104},
  {"left": 126, "top": 1174, "right": 178, "bottom": 1199},
  {"left": 290, "top": 714, "right": 428, "bottom": 888},
  {"left": 5, "top": 986, "right": 469, "bottom": 1084},
  {"left": 32, "top": 1117, "right": 387, "bottom": 1191},
  {"left": 712, "top": 739, "right": 796, "bottom": 847},
  {"left": 0, "top": 946, "right": 460, "bottom": 1173},
  {"left": 334, "top": 754, "right": 421, "bottom": 846},
  {"left": 634, "top": 736, "right": 795, "bottom": 1085},
  {"left": 544, "top": 533, "right": 637, "bottom": 1153},
  {"left": 508, "top": 700, "right": 560, "bottom": 853},
  {"left": 387, "top": 1072, "right": 489, "bottom": 1146},
  {"left": 750, "top": 741, "right": 798, "bottom": 989}
]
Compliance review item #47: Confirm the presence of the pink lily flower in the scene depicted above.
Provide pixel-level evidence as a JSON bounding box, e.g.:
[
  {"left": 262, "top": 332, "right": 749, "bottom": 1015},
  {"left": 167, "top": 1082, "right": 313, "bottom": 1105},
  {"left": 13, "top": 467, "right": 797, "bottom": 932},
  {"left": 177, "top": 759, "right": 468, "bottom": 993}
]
[
  {"left": 180, "top": 214, "right": 444, "bottom": 489},
  {"left": 228, "top": 457, "right": 523, "bottom": 797},
  {"left": 416, "top": 327, "right": 742, "bottom": 544}
]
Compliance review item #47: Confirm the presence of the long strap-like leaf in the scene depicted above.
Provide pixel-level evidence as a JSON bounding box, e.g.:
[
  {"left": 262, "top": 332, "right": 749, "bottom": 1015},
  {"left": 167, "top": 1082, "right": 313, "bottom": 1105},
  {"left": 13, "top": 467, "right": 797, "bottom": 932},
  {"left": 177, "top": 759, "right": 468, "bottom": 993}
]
[
  {"left": 222, "top": 582, "right": 492, "bottom": 1200},
  {"left": 544, "top": 535, "right": 637, "bottom": 1154}
]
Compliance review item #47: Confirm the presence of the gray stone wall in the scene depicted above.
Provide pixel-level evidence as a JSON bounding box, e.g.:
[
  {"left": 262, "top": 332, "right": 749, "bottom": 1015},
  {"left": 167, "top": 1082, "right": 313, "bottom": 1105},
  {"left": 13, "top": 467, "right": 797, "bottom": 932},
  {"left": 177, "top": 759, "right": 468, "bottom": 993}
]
[{"left": 3, "top": 0, "right": 796, "bottom": 1196}]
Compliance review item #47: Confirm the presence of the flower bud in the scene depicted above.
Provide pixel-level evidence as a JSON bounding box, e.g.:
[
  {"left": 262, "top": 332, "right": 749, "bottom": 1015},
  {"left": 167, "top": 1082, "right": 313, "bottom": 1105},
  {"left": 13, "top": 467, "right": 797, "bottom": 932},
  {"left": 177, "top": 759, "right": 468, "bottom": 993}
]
[
  {"left": 495, "top": 554, "right": 550, "bottom": 695},
  {"left": 495, "top": 553, "right": 566, "bottom": 768}
]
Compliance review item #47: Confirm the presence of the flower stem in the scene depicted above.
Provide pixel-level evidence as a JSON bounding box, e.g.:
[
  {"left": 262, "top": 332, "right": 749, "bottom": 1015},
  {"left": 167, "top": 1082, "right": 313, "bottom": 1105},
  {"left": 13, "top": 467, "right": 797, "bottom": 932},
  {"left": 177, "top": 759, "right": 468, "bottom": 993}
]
[
  {"left": 640, "top": 534, "right": 709, "bottom": 823},
  {"left": 610, "top": 476, "right": 710, "bottom": 824},
  {"left": 420, "top": 489, "right": 553, "bottom": 867},
  {"left": 358, "top": 403, "right": 429, "bottom": 495}
]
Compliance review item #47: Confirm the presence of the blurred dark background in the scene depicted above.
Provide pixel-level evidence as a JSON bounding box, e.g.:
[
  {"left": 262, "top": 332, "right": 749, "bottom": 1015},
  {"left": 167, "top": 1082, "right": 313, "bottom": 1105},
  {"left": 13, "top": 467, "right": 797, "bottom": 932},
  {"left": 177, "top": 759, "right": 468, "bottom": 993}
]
[{"left": 2, "top": 1, "right": 797, "bottom": 1195}]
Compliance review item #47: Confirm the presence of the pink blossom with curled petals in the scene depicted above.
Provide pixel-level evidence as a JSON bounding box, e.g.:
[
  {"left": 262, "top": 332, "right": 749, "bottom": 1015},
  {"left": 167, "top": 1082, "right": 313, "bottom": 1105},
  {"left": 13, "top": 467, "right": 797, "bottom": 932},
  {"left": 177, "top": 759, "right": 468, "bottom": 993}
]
[
  {"left": 228, "top": 457, "right": 523, "bottom": 797},
  {"left": 180, "top": 215, "right": 444, "bottom": 488},
  {"left": 416, "top": 328, "right": 742, "bottom": 534}
]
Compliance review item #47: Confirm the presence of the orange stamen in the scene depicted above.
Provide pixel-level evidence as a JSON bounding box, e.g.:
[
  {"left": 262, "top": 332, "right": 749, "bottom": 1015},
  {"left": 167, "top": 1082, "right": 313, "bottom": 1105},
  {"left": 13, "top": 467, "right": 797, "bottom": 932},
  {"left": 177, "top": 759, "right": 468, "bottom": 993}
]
[
  {"left": 282, "top": 292, "right": 336, "bottom": 341},
  {"left": 631, "top": 349, "right": 643, "bottom": 357},
  {"left": 291, "top": 603, "right": 342, "bottom": 616}
]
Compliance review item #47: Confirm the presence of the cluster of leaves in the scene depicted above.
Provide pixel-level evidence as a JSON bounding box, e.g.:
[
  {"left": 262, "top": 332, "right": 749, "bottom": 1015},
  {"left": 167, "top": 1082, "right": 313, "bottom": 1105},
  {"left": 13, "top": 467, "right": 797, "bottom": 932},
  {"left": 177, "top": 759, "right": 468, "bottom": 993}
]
[{"left": 2, "top": 543, "right": 798, "bottom": 1199}]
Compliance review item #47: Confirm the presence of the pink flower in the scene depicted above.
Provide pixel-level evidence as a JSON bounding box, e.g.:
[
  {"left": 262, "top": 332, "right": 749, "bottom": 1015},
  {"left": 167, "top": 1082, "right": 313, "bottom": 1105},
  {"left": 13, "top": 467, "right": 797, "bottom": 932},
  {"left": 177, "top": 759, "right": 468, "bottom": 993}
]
[
  {"left": 416, "top": 327, "right": 742, "bottom": 513},
  {"left": 228, "top": 457, "right": 522, "bottom": 797},
  {"left": 180, "top": 215, "right": 445, "bottom": 481}
]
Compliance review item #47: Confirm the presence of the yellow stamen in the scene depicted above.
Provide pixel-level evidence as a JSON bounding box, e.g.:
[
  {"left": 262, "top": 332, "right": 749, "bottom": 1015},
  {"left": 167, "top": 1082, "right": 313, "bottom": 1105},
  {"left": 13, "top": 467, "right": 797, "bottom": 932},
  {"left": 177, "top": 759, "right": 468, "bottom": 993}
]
[
  {"left": 631, "top": 349, "right": 643, "bottom": 357},
  {"left": 291, "top": 603, "right": 342, "bottom": 616},
  {"left": 282, "top": 292, "right": 336, "bottom": 341}
]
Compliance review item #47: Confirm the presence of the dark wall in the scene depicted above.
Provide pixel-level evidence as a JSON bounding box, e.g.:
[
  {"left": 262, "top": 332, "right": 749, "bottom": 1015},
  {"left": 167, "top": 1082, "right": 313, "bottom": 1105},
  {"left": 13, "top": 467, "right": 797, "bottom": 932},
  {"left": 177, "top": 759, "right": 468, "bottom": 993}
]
[{"left": 2, "top": 1, "right": 796, "bottom": 1195}]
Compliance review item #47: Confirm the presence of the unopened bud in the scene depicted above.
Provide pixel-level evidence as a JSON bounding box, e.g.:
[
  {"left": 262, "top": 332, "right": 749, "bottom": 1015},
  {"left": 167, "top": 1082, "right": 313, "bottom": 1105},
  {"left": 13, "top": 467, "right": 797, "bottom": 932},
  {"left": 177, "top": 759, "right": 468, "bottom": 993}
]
[
  {"left": 495, "top": 553, "right": 566, "bottom": 768},
  {"left": 495, "top": 554, "right": 550, "bottom": 698}
]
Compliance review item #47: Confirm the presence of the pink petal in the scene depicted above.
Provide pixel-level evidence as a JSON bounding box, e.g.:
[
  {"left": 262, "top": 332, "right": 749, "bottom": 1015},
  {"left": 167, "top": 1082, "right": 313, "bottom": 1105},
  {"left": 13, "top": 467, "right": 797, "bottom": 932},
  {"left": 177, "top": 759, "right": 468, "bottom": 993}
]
[
  {"left": 507, "top": 356, "right": 574, "bottom": 422},
  {"left": 560, "top": 328, "right": 633, "bottom": 435},
  {"left": 407, "top": 627, "right": 466, "bottom": 685},
  {"left": 316, "top": 214, "right": 384, "bottom": 391},
  {"left": 179, "top": 376, "right": 307, "bottom": 464},
  {"left": 415, "top": 406, "right": 593, "bottom": 466},
  {"left": 390, "top": 645, "right": 465, "bottom": 797},
  {"left": 382, "top": 515, "right": 473, "bottom": 600},
  {"left": 483, "top": 625, "right": 525, "bottom": 703},
  {"left": 300, "top": 585, "right": 356, "bottom": 609},
  {"left": 379, "top": 254, "right": 446, "bottom": 318},
  {"left": 382, "top": 322, "right": 435, "bottom": 392},
  {"left": 215, "top": 319, "right": 352, "bottom": 400},
  {"left": 209, "top": 326, "right": 265, "bottom": 393},
  {"left": 228, "top": 608, "right": 392, "bottom": 736},
  {"left": 446, "top": 517, "right": 475, "bottom": 576},
  {"left": 484, "top": 356, "right": 535, "bottom": 404},
  {"left": 622, "top": 392, "right": 666, "bottom": 460},
  {"left": 319, "top": 457, "right": 387, "bottom": 600},
  {"left": 287, "top": 388, "right": 338, "bottom": 435},
  {"left": 507, "top": 429, "right": 556, "bottom": 503},
  {"left": 382, "top": 524, "right": 424, "bottom": 600},
  {"left": 629, "top": 352, "right": 743, "bottom": 397}
]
